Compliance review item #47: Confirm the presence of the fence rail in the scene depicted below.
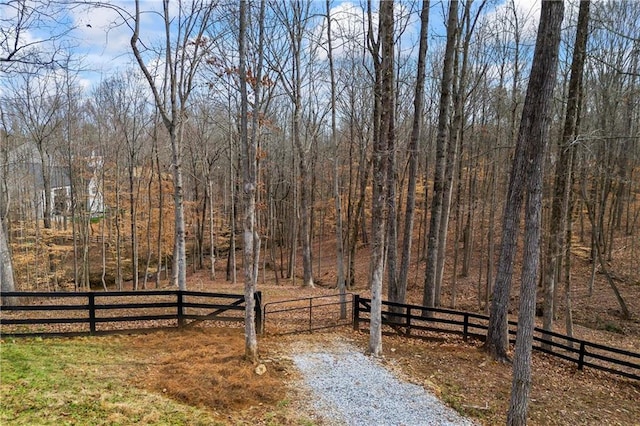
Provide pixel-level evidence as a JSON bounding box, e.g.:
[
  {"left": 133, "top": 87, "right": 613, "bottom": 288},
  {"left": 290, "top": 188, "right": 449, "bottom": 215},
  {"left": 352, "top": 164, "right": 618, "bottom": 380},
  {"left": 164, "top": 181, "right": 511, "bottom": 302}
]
[
  {"left": 263, "top": 293, "right": 352, "bottom": 334},
  {"left": 0, "top": 290, "right": 261, "bottom": 337},
  {"left": 354, "top": 295, "right": 640, "bottom": 382},
  {"left": 3, "top": 291, "right": 637, "bottom": 381}
]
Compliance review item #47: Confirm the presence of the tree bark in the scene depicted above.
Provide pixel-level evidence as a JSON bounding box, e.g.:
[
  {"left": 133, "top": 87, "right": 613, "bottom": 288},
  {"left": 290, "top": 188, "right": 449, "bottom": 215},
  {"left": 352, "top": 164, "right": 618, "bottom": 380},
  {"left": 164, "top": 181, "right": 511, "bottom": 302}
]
[
  {"left": 487, "top": 1, "right": 564, "bottom": 364},
  {"left": 367, "top": 0, "right": 394, "bottom": 357},
  {"left": 506, "top": 3, "right": 564, "bottom": 424},
  {"left": 239, "top": 0, "right": 266, "bottom": 363},
  {"left": 239, "top": 0, "right": 257, "bottom": 362},
  {"left": 423, "top": 0, "right": 458, "bottom": 312},
  {"left": 542, "top": 0, "right": 590, "bottom": 349},
  {"left": 326, "top": 0, "right": 347, "bottom": 318},
  {"left": 397, "top": 0, "right": 430, "bottom": 307},
  {"left": 0, "top": 218, "right": 16, "bottom": 304},
  {"left": 383, "top": 8, "right": 398, "bottom": 316}
]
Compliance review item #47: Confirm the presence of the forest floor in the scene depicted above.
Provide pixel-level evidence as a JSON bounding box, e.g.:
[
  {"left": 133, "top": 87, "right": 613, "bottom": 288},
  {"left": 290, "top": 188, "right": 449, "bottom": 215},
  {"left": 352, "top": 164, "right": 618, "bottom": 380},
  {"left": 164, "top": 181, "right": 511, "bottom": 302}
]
[
  {"left": 4, "top": 315, "right": 636, "bottom": 425},
  {"left": 138, "top": 230, "right": 640, "bottom": 425},
  {"left": 87, "top": 278, "right": 640, "bottom": 425},
  {"left": 103, "top": 272, "right": 639, "bottom": 425},
  {"left": 4, "top": 226, "right": 640, "bottom": 424}
]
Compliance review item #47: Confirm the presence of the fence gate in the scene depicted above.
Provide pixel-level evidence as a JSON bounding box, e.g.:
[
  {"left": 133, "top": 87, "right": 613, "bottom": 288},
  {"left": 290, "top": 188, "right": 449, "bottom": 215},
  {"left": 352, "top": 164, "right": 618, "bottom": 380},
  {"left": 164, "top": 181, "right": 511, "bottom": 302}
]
[{"left": 262, "top": 293, "right": 353, "bottom": 335}]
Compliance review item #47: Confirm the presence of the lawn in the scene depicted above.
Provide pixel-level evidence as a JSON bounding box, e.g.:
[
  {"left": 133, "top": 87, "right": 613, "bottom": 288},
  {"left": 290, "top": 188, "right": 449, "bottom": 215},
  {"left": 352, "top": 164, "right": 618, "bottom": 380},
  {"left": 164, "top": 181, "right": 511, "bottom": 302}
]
[{"left": 0, "top": 328, "right": 303, "bottom": 425}]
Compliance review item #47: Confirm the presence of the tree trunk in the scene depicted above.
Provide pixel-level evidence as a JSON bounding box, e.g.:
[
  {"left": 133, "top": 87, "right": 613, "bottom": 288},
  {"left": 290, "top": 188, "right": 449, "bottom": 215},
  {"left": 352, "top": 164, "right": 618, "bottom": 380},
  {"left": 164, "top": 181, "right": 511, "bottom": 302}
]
[
  {"left": 143, "top": 162, "right": 154, "bottom": 289},
  {"left": 326, "top": 0, "right": 347, "bottom": 318},
  {"left": 487, "top": 1, "right": 564, "bottom": 364},
  {"left": 505, "top": 3, "right": 564, "bottom": 424},
  {"left": 288, "top": 143, "right": 298, "bottom": 284},
  {"left": 129, "top": 165, "right": 139, "bottom": 290},
  {"left": 542, "top": 0, "right": 590, "bottom": 349},
  {"left": 397, "top": 0, "right": 430, "bottom": 310},
  {"left": 462, "top": 146, "right": 477, "bottom": 278},
  {"left": 0, "top": 219, "right": 16, "bottom": 304},
  {"left": 115, "top": 161, "right": 123, "bottom": 290},
  {"left": 564, "top": 180, "right": 576, "bottom": 345},
  {"left": 239, "top": 0, "right": 257, "bottom": 362},
  {"left": 367, "top": 0, "right": 394, "bottom": 357},
  {"left": 383, "top": 16, "right": 398, "bottom": 315},
  {"left": 239, "top": 0, "right": 265, "bottom": 363},
  {"left": 423, "top": 0, "right": 458, "bottom": 312},
  {"left": 227, "top": 138, "right": 237, "bottom": 284},
  {"left": 299, "top": 154, "right": 314, "bottom": 287},
  {"left": 348, "top": 145, "right": 370, "bottom": 289},
  {"left": 209, "top": 179, "right": 216, "bottom": 280},
  {"left": 154, "top": 136, "right": 163, "bottom": 289},
  {"left": 40, "top": 151, "right": 52, "bottom": 230},
  {"left": 170, "top": 123, "right": 187, "bottom": 291}
]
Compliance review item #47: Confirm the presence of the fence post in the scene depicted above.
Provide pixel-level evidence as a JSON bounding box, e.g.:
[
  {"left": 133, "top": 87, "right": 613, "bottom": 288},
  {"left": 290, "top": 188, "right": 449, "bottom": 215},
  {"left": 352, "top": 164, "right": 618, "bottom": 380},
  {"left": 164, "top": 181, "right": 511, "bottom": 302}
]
[
  {"left": 254, "top": 291, "right": 263, "bottom": 335},
  {"left": 578, "top": 341, "right": 586, "bottom": 370},
  {"left": 177, "top": 291, "right": 184, "bottom": 328},
  {"left": 406, "top": 307, "right": 412, "bottom": 336},
  {"left": 463, "top": 313, "right": 469, "bottom": 342},
  {"left": 88, "top": 293, "right": 96, "bottom": 335},
  {"left": 352, "top": 294, "right": 360, "bottom": 331}
]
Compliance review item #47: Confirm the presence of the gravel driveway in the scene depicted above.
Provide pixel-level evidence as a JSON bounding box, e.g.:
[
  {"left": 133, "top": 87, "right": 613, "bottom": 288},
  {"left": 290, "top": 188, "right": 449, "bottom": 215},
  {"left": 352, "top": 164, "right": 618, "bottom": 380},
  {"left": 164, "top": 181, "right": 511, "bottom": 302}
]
[{"left": 289, "top": 337, "right": 476, "bottom": 426}]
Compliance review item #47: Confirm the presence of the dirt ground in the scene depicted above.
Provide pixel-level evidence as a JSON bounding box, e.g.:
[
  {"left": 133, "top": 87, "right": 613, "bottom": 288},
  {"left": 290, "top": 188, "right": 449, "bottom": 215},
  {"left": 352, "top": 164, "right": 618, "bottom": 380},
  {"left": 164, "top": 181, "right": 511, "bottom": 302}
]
[
  {"left": 117, "top": 320, "right": 639, "bottom": 426},
  {"left": 7, "top": 216, "right": 640, "bottom": 424},
  {"left": 120, "top": 326, "right": 296, "bottom": 425},
  {"left": 3, "top": 273, "right": 639, "bottom": 424},
  {"left": 114, "top": 243, "right": 640, "bottom": 425}
]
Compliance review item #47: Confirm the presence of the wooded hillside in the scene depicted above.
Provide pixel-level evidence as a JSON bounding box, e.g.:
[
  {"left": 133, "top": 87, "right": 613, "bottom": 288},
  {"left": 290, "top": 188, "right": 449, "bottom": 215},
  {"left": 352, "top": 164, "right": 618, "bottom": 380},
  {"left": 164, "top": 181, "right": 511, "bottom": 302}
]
[{"left": 1, "top": 0, "right": 639, "bottom": 341}]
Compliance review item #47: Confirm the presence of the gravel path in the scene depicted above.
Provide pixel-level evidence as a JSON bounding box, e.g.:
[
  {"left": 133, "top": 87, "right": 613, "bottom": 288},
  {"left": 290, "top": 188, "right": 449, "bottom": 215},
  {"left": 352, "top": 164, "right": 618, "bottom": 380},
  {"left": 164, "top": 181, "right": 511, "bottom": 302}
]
[{"left": 290, "top": 339, "right": 476, "bottom": 426}]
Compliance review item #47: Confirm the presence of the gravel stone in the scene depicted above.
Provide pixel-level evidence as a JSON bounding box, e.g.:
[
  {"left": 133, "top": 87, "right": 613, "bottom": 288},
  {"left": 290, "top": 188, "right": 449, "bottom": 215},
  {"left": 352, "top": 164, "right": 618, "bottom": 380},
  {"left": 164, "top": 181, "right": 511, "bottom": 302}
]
[{"left": 291, "top": 343, "right": 476, "bottom": 426}]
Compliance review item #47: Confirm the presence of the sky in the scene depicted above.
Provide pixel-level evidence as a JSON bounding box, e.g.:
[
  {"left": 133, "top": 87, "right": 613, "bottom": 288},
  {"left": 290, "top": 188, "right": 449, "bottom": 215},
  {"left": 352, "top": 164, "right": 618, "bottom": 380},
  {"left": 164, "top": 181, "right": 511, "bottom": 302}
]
[{"left": 1, "top": 0, "right": 543, "bottom": 93}]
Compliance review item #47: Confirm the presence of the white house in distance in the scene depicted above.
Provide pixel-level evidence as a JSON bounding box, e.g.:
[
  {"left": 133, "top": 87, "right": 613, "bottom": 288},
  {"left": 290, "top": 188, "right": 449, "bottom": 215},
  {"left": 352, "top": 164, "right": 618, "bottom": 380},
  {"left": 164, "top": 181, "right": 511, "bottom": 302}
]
[{"left": 5, "top": 142, "right": 104, "bottom": 223}]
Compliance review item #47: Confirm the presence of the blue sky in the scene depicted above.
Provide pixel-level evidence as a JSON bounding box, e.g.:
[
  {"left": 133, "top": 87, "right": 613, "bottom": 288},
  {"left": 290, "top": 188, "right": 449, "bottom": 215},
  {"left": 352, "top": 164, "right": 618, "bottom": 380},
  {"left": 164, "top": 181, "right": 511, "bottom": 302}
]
[{"left": 1, "top": 0, "right": 542, "bottom": 92}]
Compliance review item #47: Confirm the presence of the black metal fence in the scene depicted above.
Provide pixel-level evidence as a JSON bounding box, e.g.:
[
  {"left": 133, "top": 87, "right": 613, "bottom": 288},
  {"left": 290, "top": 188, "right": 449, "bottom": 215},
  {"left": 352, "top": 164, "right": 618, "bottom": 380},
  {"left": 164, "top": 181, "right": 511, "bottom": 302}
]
[
  {"left": 0, "top": 290, "right": 262, "bottom": 337},
  {"left": 354, "top": 295, "right": 640, "bottom": 382},
  {"left": 3, "top": 290, "right": 637, "bottom": 382},
  {"left": 263, "top": 293, "right": 352, "bottom": 334}
]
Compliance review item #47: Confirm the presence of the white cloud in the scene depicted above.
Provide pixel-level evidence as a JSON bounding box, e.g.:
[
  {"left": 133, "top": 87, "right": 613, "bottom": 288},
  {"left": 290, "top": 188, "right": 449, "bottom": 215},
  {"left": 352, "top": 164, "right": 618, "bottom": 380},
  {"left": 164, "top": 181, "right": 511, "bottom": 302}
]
[
  {"left": 68, "top": 1, "right": 168, "bottom": 88},
  {"left": 0, "top": 1, "right": 70, "bottom": 71},
  {"left": 315, "top": 2, "right": 370, "bottom": 60},
  {"left": 315, "top": 1, "right": 419, "bottom": 60},
  {"left": 483, "top": 0, "right": 541, "bottom": 41}
]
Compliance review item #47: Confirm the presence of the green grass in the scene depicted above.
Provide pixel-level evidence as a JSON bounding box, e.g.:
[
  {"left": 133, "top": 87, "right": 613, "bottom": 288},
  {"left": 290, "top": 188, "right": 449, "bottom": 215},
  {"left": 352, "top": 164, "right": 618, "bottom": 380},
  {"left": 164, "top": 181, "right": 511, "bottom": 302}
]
[{"left": 0, "top": 336, "right": 222, "bottom": 425}]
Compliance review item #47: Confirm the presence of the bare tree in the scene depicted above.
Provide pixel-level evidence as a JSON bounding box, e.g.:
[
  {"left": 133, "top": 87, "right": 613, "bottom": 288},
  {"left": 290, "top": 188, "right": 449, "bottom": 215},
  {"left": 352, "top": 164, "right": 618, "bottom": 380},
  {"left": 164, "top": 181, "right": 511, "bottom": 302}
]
[
  {"left": 485, "top": 0, "right": 563, "bottom": 367},
  {"left": 508, "top": 5, "right": 564, "bottom": 421},
  {"left": 6, "top": 69, "right": 64, "bottom": 230},
  {"left": 1, "top": 2, "right": 81, "bottom": 293},
  {"left": 268, "top": 0, "right": 318, "bottom": 288},
  {"left": 0, "top": 0, "right": 72, "bottom": 72},
  {"left": 423, "top": 0, "right": 458, "bottom": 312},
  {"left": 239, "top": 0, "right": 266, "bottom": 362},
  {"left": 542, "top": 0, "right": 590, "bottom": 347},
  {"left": 325, "top": 0, "right": 347, "bottom": 318},
  {"left": 129, "top": 0, "right": 215, "bottom": 290},
  {"left": 574, "top": 0, "right": 638, "bottom": 320},
  {"left": 92, "top": 72, "right": 149, "bottom": 289},
  {"left": 0, "top": 109, "right": 15, "bottom": 299},
  {"left": 396, "top": 0, "right": 430, "bottom": 309},
  {"left": 366, "top": 0, "right": 394, "bottom": 357}
]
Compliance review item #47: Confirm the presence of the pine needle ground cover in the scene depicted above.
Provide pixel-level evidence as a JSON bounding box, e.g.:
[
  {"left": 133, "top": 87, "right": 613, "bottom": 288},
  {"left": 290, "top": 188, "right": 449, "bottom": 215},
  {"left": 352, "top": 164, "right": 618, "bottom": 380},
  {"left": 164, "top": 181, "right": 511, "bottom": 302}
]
[
  {"left": 2, "top": 283, "right": 639, "bottom": 425},
  {"left": 0, "top": 328, "right": 301, "bottom": 425}
]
